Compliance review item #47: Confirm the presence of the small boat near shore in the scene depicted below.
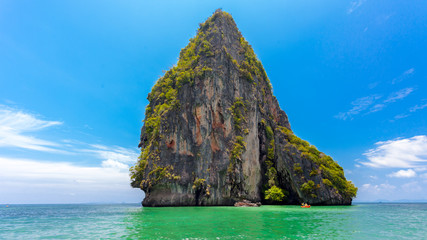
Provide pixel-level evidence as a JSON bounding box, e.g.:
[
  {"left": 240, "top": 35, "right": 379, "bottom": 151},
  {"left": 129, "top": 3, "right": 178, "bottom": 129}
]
[{"left": 301, "top": 203, "right": 311, "bottom": 208}]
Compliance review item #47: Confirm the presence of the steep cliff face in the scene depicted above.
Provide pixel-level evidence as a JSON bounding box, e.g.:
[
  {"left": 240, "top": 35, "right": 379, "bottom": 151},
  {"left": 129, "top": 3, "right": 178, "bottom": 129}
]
[{"left": 130, "top": 9, "right": 357, "bottom": 206}]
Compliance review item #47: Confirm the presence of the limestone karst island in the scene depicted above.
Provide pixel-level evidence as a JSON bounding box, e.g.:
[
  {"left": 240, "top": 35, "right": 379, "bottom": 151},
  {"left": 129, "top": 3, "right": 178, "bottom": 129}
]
[{"left": 130, "top": 10, "right": 357, "bottom": 207}]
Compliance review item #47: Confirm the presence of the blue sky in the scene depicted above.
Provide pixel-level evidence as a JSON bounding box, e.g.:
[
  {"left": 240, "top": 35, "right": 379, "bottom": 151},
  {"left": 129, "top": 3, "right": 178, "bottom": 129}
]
[{"left": 0, "top": 0, "right": 426, "bottom": 203}]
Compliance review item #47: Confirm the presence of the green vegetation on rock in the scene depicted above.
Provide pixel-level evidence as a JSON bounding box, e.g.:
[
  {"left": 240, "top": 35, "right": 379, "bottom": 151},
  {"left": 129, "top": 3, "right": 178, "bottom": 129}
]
[
  {"left": 301, "top": 180, "right": 319, "bottom": 198},
  {"left": 265, "top": 185, "right": 285, "bottom": 202},
  {"left": 131, "top": 10, "right": 235, "bottom": 188},
  {"left": 192, "top": 178, "right": 206, "bottom": 190},
  {"left": 293, "top": 163, "right": 303, "bottom": 174},
  {"left": 230, "top": 97, "right": 247, "bottom": 132},
  {"left": 310, "top": 169, "right": 318, "bottom": 176},
  {"left": 261, "top": 119, "right": 285, "bottom": 202},
  {"left": 228, "top": 136, "right": 246, "bottom": 174},
  {"left": 323, "top": 178, "right": 333, "bottom": 187},
  {"left": 279, "top": 126, "right": 357, "bottom": 199},
  {"left": 228, "top": 97, "right": 249, "bottom": 175},
  {"left": 239, "top": 37, "right": 271, "bottom": 89}
]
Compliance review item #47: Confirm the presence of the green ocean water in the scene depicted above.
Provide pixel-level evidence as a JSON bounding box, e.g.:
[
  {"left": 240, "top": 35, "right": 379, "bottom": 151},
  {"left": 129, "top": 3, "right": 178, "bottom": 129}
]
[{"left": 0, "top": 203, "right": 426, "bottom": 239}]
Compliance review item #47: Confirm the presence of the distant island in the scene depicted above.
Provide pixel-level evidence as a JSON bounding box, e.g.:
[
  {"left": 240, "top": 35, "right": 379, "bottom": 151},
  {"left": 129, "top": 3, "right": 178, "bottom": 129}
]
[{"left": 130, "top": 9, "right": 357, "bottom": 207}]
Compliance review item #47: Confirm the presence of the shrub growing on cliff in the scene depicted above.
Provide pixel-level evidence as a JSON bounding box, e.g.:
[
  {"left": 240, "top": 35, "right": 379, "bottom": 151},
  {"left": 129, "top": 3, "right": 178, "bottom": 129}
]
[
  {"left": 230, "top": 97, "right": 247, "bottom": 132},
  {"left": 239, "top": 37, "right": 272, "bottom": 89},
  {"left": 228, "top": 136, "right": 246, "bottom": 174},
  {"left": 265, "top": 185, "right": 285, "bottom": 202},
  {"left": 266, "top": 166, "right": 277, "bottom": 187},
  {"left": 294, "top": 163, "right": 303, "bottom": 174},
  {"left": 192, "top": 178, "right": 206, "bottom": 190},
  {"left": 301, "top": 180, "right": 316, "bottom": 193},
  {"left": 301, "top": 180, "right": 319, "bottom": 198},
  {"left": 310, "top": 169, "right": 318, "bottom": 176},
  {"left": 323, "top": 178, "right": 333, "bottom": 187}
]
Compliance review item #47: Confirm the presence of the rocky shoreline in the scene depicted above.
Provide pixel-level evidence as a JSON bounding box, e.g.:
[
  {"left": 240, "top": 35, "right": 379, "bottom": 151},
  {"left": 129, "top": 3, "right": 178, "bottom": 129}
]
[{"left": 234, "top": 200, "right": 261, "bottom": 207}]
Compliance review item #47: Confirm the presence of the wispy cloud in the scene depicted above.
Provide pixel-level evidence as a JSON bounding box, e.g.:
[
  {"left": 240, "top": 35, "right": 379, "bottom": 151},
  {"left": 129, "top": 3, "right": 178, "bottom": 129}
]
[
  {"left": 368, "top": 81, "right": 380, "bottom": 89},
  {"left": 369, "top": 87, "right": 414, "bottom": 114},
  {"left": 362, "top": 135, "right": 427, "bottom": 168},
  {"left": 409, "top": 102, "right": 427, "bottom": 113},
  {"left": 392, "top": 113, "right": 410, "bottom": 121},
  {"left": 338, "top": 68, "right": 416, "bottom": 120},
  {"left": 388, "top": 169, "right": 417, "bottom": 178},
  {"left": 0, "top": 105, "right": 140, "bottom": 163},
  {"left": 391, "top": 100, "right": 427, "bottom": 121},
  {"left": 335, "top": 94, "right": 381, "bottom": 120},
  {"left": 368, "top": 104, "right": 385, "bottom": 113},
  {"left": 82, "top": 144, "right": 139, "bottom": 171},
  {"left": 0, "top": 106, "right": 63, "bottom": 152},
  {"left": 337, "top": 87, "right": 415, "bottom": 119},
  {"left": 0, "top": 105, "right": 142, "bottom": 203},
  {"left": 392, "top": 68, "right": 415, "bottom": 84},
  {"left": 347, "top": 0, "right": 367, "bottom": 14},
  {"left": 383, "top": 87, "right": 414, "bottom": 103},
  {"left": 89, "top": 144, "right": 138, "bottom": 163}
]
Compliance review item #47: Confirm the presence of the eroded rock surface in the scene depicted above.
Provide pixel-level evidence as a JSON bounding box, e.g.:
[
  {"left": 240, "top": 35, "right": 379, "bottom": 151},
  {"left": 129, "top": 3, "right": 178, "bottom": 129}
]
[{"left": 130, "top": 9, "right": 357, "bottom": 206}]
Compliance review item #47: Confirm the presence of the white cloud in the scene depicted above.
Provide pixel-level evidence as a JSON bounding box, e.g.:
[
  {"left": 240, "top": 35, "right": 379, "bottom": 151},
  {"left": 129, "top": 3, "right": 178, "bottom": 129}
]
[
  {"left": 88, "top": 144, "right": 138, "bottom": 163},
  {"left": 102, "top": 159, "right": 129, "bottom": 170},
  {"left": 347, "top": 0, "right": 367, "bottom": 14},
  {"left": 357, "top": 181, "right": 427, "bottom": 202},
  {"left": 0, "top": 106, "right": 63, "bottom": 152},
  {"left": 0, "top": 157, "right": 126, "bottom": 184},
  {"left": 335, "top": 94, "right": 381, "bottom": 120},
  {"left": 0, "top": 106, "right": 61, "bottom": 131},
  {"left": 392, "top": 68, "right": 415, "bottom": 84},
  {"left": 362, "top": 135, "right": 427, "bottom": 168},
  {"left": 361, "top": 183, "right": 395, "bottom": 193},
  {"left": 0, "top": 157, "right": 142, "bottom": 204},
  {"left": 388, "top": 169, "right": 417, "bottom": 178},
  {"left": 356, "top": 183, "right": 398, "bottom": 202},
  {"left": 384, "top": 87, "right": 414, "bottom": 103},
  {"left": 0, "top": 105, "right": 142, "bottom": 203}
]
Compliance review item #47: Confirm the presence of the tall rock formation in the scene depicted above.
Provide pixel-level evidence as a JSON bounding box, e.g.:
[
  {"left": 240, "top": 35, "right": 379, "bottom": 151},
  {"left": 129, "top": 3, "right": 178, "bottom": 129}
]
[{"left": 130, "top": 9, "right": 357, "bottom": 206}]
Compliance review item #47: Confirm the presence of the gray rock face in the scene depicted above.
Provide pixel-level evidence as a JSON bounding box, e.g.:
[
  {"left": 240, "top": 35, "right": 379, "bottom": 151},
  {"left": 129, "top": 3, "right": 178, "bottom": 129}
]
[{"left": 130, "top": 9, "right": 357, "bottom": 206}]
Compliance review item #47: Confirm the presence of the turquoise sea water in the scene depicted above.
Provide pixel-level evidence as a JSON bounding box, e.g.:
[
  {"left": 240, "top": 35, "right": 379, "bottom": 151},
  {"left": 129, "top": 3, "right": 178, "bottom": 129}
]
[{"left": 0, "top": 203, "right": 426, "bottom": 239}]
